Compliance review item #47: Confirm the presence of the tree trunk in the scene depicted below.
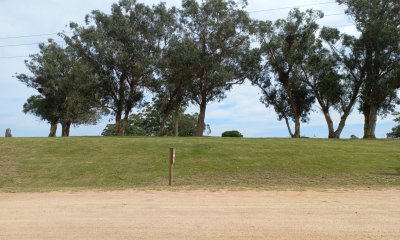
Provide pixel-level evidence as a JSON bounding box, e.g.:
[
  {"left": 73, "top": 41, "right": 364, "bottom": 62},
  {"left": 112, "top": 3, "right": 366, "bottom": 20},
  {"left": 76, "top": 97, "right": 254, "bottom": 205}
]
[
  {"left": 65, "top": 122, "right": 71, "bottom": 136},
  {"left": 158, "top": 114, "right": 169, "bottom": 137},
  {"left": 114, "top": 111, "right": 125, "bottom": 136},
  {"left": 332, "top": 121, "right": 344, "bottom": 138},
  {"left": 313, "top": 93, "right": 337, "bottom": 138},
  {"left": 119, "top": 111, "right": 130, "bottom": 136},
  {"left": 195, "top": 96, "right": 207, "bottom": 137},
  {"left": 61, "top": 123, "right": 67, "bottom": 137},
  {"left": 293, "top": 117, "right": 300, "bottom": 138},
  {"left": 333, "top": 109, "right": 353, "bottom": 139},
  {"left": 283, "top": 116, "right": 294, "bottom": 138},
  {"left": 49, "top": 119, "right": 58, "bottom": 137},
  {"left": 363, "top": 105, "right": 378, "bottom": 139},
  {"left": 321, "top": 109, "right": 336, "bottom": 138},
  {"left": 174, "top": 107, "right": 180, "bottom": 137},
  {"left": 61, "top": 121, "right": 72, "bottom": 137},
  {"left": 158, "top": 105, "right": 174, "bottom": 136}
]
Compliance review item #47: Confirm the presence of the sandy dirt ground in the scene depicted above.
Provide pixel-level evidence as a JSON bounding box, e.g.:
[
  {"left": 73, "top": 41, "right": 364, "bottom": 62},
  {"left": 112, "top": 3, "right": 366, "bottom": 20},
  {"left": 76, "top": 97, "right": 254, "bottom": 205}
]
[{"left": 0, "top": 190, "right": 399, "bottom": 240}]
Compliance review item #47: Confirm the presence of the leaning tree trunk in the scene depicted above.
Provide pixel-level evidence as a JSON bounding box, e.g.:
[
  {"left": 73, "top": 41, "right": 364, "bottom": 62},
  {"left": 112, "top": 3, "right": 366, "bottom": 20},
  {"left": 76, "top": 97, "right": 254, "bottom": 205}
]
[
  {"left": 283, "top": 116, "right": 294, "bottom": 138},
  {"left": 326, "top": 118, "right": 336, "bottom": 138},
  {"left": 283, "top": 76, "right": 300, "bottom": 138},
  {"left": 195, "top": 96, "right": 207, "bottom": 137},
  {"left": 281, "top": 109, "right": 300, "bottom": 138},
  {"left": 49, "top": 119, "right": 58, "bottom": 137},
  {"left": 319, "top": 90, "right": 358, "bottom": 139},
  {"left": 363, "top": 105, "right": 378, "bottom": 139},
  {"left": 322, "top": 109, "right": 348, "bottom": 139},
  {"left": 333, "top": 109, "right": 353, "bottom": 139},
  {"left": 321, "top": 109, "right": 337, "bottom": 139}
]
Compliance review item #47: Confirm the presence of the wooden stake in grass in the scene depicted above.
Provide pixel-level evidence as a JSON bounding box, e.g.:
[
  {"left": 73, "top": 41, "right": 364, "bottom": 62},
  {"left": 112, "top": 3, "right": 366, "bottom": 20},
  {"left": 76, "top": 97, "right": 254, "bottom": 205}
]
[{"left": 169, "top": 148, "right": 175, "bottom": 186}]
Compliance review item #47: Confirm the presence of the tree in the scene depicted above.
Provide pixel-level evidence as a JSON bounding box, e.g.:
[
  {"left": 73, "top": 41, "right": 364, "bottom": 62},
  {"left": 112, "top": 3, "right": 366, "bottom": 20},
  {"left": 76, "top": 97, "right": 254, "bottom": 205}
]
[
  {"left": 387, "top": 112, "right": 400, "bottom": 138},
  {"left": 16, "top": 40, "right": 102, "bottom": 137},
  {"left": 101, "top": 102, "right": 210, "bottom": 136},
  {"left": 66, "top": 0, "right": 177, "bottom": 136},
  {"left": 301, "top": 28, "right": 363, "bottom": 138},
  {"left": 22, "top": 95, "right": 59, "bottom": 137},
  {"left": 252, "top": 9, "right": 320, "bottom": 138},
  {"left": 154, "top": 37, "right": 197, "bottom": 136},
  {"left": 180, "top": 0, "right": 252, "bottom": 136},
  {"left": 337, "top": 0, "right": 400, "bottom": 138}
]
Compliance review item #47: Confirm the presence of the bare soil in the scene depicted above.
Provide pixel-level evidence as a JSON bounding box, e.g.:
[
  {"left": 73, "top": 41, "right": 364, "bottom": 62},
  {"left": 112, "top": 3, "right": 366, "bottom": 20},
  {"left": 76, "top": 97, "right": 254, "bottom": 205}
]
[{"left": 0, "top": 190, "right": 399, "bottom": 239}]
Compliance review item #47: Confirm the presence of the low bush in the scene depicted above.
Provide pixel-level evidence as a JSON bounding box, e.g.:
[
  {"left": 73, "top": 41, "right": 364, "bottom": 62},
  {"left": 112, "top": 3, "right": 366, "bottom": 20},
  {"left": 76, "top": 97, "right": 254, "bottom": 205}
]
[
  {"left": 350, "top": 135, "right": 359, "bottom": 139},
  {"left": 222, "top": 130, "right": 243, "bottom": 137}
]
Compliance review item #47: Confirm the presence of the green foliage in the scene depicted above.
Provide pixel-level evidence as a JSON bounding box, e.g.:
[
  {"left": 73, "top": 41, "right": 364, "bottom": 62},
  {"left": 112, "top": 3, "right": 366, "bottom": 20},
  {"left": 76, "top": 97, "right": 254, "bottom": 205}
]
[
  {"left": 180, "top": 0, "right": 253, "bottom": 136},
  {"left": 16, "top": 40, "right": 103, "bottom": 136},
  {"left": 386, "top": 127, "right": 400, "bottom": 138},
  {"left": 350, "top": 135, "right": 359, "bottom": 139},
  {"left": 22, "top": 95, "right": 54, "bottom": 122},
  {"left": 153, "top": 37, "right": 197, "bottom": 136},
  {"left": 252, "top": 9, "right": 320, "bottom": 137},
  {"left": 301, "top": 27, "right": 364, "bottom": 138},
  {"left": 222, "top": 130, "right": 243, "bottom": 137},
  {"left": 102, "top": 102, "right": 211, "bottom": 136},
  {"left": 387, "top": 112, "right": 400, "bottom": 138},
  {"left": 65, "top": 0, "right": 177, "bottom": 135},
  {"left": 337, "top": 0, "right": 400, "bottom": 138}
]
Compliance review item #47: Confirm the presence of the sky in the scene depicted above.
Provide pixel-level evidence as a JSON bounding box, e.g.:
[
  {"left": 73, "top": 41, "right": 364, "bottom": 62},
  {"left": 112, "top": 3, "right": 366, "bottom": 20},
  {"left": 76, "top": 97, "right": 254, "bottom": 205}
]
[{"left": 0, "top": 0, "right": 397, "bottom": 138}]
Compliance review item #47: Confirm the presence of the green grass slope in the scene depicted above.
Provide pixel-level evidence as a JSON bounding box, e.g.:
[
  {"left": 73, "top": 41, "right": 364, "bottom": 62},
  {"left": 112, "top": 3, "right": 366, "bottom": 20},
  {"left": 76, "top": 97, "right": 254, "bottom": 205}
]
[{"left": 0, "top": 137, "right": 399, "bottom": 191}]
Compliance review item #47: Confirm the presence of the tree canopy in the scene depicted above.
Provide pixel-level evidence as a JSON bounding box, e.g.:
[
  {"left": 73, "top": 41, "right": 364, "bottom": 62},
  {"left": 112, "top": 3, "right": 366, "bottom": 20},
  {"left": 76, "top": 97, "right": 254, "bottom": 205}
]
[
  {"left": 180, "top": 0, "right": 253, "bottom": 136},
  {"left": 251, "top": 9, "right": 321, "bottom": 138},
  {"left": 16, "top": 0, "right": 400, "bottom": 138},
  {"left": 337, "top": 0, "right": 400, "bottom": 138},
  {"left": 65, "top": 0, "right": 177, "bottom": 136},
  {"left": 16, "top": 40, "right": 102, "bottom": 137}
]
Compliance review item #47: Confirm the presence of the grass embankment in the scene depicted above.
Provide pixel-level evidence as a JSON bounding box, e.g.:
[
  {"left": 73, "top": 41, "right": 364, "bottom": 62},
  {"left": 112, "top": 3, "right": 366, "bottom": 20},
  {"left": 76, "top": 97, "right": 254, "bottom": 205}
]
[{"left": 0, "top": 137, "right": 399, "bottom": 191}]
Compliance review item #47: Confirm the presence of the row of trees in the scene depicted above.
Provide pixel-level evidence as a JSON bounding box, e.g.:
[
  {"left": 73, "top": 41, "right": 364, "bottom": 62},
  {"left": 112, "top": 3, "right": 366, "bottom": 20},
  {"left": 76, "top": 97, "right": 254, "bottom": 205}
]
[
  {"left": 16, "top": 0, "right": 400, "bottom": 138},
  {"left": 101, "top": 101, "right": 211, "bottom": 136}
]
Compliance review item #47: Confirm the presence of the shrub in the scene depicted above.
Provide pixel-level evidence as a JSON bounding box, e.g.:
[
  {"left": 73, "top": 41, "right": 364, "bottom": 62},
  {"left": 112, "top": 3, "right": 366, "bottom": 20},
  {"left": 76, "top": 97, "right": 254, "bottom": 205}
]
[
  {"left": 222, "top": 130, "right": 243, "bottom": 137},
  {"left": 350, "top": 134, "right": 359, "bottom": 139}
]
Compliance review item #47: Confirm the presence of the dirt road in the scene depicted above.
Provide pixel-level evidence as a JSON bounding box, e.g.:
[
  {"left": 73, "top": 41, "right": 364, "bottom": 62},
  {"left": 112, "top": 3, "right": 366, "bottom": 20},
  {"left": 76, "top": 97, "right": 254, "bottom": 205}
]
[{"left": 0, "top": 190, "right": 399, "bottom": 239}]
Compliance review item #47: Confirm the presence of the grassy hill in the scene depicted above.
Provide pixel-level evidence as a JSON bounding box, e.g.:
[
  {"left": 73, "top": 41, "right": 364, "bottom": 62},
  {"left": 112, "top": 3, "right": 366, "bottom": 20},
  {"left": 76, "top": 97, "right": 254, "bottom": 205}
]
[{"left": 0, "top": 137, "right": 399, "bottom": 191}]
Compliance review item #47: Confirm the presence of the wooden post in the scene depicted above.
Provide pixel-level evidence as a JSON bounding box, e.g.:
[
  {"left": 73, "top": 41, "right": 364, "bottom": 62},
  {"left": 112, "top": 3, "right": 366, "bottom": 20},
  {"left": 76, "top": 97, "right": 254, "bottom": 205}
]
[{"left": 169, "top": 148, "right": 175, "bottom": 185}]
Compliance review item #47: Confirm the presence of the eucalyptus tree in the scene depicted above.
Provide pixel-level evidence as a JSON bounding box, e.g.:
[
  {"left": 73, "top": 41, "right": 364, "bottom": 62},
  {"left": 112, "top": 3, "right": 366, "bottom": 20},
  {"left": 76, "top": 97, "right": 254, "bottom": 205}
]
[
  {"left": 179, "top": 0, "right": 253, "bottom": 136},
  {"left": 300, "top": 28, "right": 363, "bottom": 138},
  {"left": 65, "top": 0, "right": 177, "bottom": 135},
  {"left": 154, "top": 37, "right": 198, "bottom": 136},
  {"left": 337, "top": 0, "right": 400, "bottom": 138},
  {"left": 16, "top": 40, "right": 102, "bottom": 137},
  {"left": 252, "top": 9, "right": 321, "bottom": 138}
]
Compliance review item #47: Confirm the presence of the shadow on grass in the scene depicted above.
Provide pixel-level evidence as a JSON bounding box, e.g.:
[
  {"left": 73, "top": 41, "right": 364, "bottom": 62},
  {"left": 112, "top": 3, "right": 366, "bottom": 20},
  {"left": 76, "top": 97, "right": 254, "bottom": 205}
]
[{"left": 380, "top": 168, "right": 400, "bottom": 176}]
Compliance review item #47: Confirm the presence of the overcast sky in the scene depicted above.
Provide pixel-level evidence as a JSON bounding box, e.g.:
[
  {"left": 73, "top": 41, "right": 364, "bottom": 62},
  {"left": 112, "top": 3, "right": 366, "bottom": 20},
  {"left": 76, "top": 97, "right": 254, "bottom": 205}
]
[{"left": 0, "top": 0, "right": 397, "bottom": 138}]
